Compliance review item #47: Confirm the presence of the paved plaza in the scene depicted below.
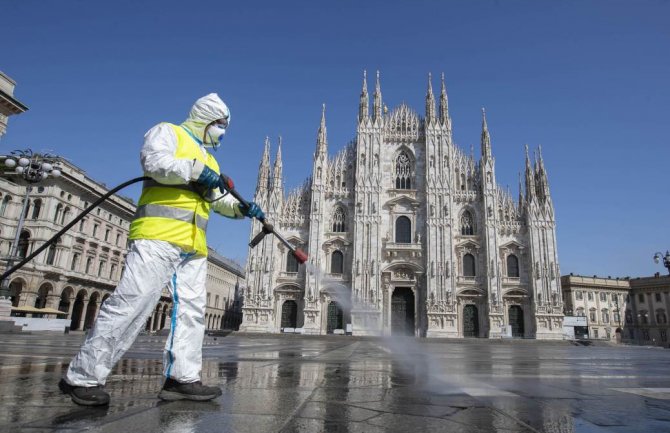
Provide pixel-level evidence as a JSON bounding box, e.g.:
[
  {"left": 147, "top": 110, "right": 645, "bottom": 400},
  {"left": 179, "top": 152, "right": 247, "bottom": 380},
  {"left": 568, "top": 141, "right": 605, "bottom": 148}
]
[{"left": 0, "top": 333, "right": 669, "bottom": 432}]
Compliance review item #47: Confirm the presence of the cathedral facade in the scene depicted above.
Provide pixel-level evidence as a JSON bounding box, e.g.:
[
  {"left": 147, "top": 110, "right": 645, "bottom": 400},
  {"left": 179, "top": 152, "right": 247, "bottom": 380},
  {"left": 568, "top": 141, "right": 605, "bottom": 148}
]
[{"left": 240, "top": 72, "right": 564, "bottom": 339}]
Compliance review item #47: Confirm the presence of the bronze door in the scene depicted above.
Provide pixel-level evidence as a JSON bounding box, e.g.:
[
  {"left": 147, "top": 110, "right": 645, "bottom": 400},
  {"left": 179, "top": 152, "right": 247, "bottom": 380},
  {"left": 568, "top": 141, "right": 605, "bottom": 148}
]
[
  {"left": 391, "top": 288, "right": 415, "bottom": 336},
  {"left": 463, "top": 304, "right": 479, "bottom": 337},
  {"left": 327, "top": 301, "right": 343, "bottom": 333},
  {"left": 508, "top": 305, "right": 524, "bottom": 337},
  {"left": 281, "top": 300, "right": 298, "bottom": 328}
]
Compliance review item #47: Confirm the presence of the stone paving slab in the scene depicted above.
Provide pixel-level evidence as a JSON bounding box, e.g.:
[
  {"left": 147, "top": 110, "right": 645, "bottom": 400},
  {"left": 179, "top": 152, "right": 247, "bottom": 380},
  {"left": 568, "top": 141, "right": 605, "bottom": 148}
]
[{"left": 1, "top": 333, "right": 670, "bottom": 432}]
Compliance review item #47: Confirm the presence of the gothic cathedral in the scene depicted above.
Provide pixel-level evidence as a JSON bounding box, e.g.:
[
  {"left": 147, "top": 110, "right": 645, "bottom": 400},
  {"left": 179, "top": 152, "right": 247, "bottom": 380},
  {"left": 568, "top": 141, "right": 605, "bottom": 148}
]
[{"left": 240, "top": 72, "right": 564, "bottom": 339}]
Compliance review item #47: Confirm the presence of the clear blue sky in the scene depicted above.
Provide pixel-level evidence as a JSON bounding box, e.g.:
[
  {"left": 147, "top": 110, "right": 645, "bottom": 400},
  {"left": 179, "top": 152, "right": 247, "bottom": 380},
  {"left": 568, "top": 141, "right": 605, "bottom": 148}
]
[{"left": 2, "top": 0, "right": 669, "bottom": 277}]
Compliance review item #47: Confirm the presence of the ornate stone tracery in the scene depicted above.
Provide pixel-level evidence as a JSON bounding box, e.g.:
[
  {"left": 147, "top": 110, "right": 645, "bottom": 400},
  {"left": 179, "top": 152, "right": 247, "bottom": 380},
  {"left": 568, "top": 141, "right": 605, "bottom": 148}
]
[
  {"left": 394, "top": 151, "right": 413, "bottom": 189},
  {"left": 384, "top": 103, "right": 422, "bottom": 142},
  {"left": 240, "top": 72, "right": 563, "bottom": 340}
]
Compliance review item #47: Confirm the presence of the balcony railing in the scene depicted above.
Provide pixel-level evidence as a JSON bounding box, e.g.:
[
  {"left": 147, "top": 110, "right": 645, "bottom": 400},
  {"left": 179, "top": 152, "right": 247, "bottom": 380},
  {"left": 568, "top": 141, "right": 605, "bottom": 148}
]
[
  {"left": 457, "top": 275, "right": 477, "bottom": 284},
  {"left": 502, "top": 276, "right": 521, "bottom": 285},
  {"left": 385, "top": 242, "right": 422, "bottom": 257}
]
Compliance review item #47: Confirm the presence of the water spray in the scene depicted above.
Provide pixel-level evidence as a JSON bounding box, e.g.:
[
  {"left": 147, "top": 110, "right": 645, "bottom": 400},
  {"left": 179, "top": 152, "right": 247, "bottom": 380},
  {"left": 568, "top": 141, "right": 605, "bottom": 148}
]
[{"left": 219, "top": 174, "right": 308, "bottom": 264}]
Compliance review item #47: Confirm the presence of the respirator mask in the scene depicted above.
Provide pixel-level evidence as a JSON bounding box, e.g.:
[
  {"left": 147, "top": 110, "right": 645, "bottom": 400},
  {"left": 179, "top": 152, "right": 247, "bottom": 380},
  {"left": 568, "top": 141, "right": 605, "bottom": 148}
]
[{"left": 204, "top": 118, "right": 229, "bottom": 149}]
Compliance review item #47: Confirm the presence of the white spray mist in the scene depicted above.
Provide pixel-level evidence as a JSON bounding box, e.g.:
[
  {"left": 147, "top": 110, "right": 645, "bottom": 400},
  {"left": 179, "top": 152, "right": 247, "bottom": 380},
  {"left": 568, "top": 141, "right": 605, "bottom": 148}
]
[{"left": 303, "top": 262, "right": 469, "bottom": 395}]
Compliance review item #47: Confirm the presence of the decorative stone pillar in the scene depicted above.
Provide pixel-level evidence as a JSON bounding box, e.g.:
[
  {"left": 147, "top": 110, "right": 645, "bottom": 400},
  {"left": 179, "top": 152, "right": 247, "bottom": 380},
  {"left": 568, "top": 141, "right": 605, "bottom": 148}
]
[
  {"left": 302, "top": 294, "right": 321, "bottom": 334},
  {"left": 66, "top": 298, "right": 75, "bottom": 321},
  {"left": 22, "top": 291, "right": 37, "bottom": 308},
  {"left": 72, "top": 295, "right": 88, "bottom": 331},
  {"left": 46, "top": 294, "right": 60, "bottom": 310}
]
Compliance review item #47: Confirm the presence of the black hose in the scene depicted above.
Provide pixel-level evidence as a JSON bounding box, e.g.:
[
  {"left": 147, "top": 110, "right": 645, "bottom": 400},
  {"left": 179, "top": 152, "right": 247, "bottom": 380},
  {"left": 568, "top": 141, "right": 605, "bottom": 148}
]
[{"left": 0, "top": 176, "right": 151, "bottom": 283}]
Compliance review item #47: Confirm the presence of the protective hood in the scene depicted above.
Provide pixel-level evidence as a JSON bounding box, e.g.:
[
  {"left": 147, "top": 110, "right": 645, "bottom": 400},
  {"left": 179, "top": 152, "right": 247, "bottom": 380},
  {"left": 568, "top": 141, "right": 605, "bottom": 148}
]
[{"left": 180, "top": 93, "right": 230, "bottom": 148}]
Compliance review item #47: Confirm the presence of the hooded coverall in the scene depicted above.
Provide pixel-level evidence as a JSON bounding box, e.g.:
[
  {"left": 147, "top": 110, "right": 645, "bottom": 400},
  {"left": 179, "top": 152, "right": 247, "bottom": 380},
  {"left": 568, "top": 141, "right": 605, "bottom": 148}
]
[{"left": 65, "top": 94, "right": 242, "bottom": 386}]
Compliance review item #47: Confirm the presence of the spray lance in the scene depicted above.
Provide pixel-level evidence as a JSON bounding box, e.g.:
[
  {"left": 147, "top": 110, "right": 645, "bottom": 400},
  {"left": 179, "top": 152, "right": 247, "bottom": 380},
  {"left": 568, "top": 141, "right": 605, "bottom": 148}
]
[{"left": 218, "top": 174, "right": 308, "bottom": 264}]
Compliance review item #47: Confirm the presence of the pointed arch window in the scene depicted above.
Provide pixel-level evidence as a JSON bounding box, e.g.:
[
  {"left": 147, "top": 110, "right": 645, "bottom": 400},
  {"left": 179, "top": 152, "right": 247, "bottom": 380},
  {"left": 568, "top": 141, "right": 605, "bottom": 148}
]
[
  {"left": 54, "top": 203, "right": 63, "bottom": 223},
  {"left": 61, "top": 207, "right": 71, "bottom": 225},
  {"left": 506, "top": 254, "right": 519, "bottom": 278},
  {"left": 46, "top": 243, "right": 57, "bottom": 265},
  {"left": 286, "top": 252, "right": 299, "bottom": 273},
  {"left": 332, "top": 207, "right": 346, "bottom": 232},
  {"left": 331, "top": 250, "right": 344, "bottom": 274},
  {"left": 71, "top": 253, "right": 80, "bottom": 271},
  {"left": 395, "top": 216, "right": 411, "bottom": 244},
  {"left": 0, "top": 195, "right": 11, "bottom": 217},
  {"left": 17, "top": 231, "right": 31, "bottom": 258},
  {"left": 463, "top": 253, "right": 476, "bottom": 277},
  {"left": 31, "top": 199, "right": 42, "bottom": 219},
  {"left": 394, "top": 151, "right": 413, "bottom": 189},
  {"left": 460, "top": 211, "right": 474, "bottom": 235}
]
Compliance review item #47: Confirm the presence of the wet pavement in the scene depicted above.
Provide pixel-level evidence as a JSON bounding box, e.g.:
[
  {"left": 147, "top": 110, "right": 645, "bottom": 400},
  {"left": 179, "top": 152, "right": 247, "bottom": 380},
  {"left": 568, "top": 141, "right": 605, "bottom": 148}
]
[{"left": 0, "top": 333, "right": 669, "bottom": 432}]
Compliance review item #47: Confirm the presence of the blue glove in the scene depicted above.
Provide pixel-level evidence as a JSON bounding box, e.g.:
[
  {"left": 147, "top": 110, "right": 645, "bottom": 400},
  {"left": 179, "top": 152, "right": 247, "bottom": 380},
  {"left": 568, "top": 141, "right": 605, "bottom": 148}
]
[
  {"left": 196, "top": 166, "right": 220, "bottom": 189},
  {"left": 239, "top": 201, "right": 265, "bottom": 220}
]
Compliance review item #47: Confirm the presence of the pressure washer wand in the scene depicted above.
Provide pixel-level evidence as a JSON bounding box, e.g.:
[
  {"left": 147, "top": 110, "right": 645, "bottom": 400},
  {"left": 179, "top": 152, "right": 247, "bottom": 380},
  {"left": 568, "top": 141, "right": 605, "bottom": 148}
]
[{"left": 219, "top": 174, "right": 308, "bottom": 264}]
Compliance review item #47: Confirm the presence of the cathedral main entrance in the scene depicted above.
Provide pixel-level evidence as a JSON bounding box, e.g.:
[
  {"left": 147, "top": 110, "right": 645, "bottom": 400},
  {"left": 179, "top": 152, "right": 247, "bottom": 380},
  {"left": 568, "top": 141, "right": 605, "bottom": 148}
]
[
  {"left": 463, "top": 304, "right": 479, "bottom": 337},
  {"left": 327, "top": 301, "right": 344, "bottom": 333},
  {"left": 281, "top": 300, "right": 298, "bottom": 328},
  {"left": 391, "top": 287, "right": 415, "bottom": 336},
  {"left": 508, "top": 305, "right": 525, "bottom": 337}
]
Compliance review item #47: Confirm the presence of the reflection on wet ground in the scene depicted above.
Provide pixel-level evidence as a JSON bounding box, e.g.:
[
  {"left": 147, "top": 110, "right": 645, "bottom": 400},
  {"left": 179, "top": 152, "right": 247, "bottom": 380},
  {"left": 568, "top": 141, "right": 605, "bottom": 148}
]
[{"left": 1, "top": 333, "right": 670, "bottom": 432}]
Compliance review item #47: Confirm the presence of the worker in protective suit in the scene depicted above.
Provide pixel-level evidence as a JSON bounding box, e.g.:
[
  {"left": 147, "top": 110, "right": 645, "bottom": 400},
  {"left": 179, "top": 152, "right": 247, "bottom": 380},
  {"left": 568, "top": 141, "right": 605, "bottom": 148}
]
[{"left": 59, "top": 93, "right": 264, "bottom": 406}]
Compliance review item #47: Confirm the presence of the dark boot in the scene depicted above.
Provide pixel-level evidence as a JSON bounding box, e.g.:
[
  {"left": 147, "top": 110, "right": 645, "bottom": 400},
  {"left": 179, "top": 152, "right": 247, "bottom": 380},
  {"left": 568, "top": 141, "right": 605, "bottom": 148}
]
[
  {"left": 158, "top": 378, "right": 222, "bottom": 401},
  {"left": 59, "top": 378, "right": 110, "bottom": 406}
]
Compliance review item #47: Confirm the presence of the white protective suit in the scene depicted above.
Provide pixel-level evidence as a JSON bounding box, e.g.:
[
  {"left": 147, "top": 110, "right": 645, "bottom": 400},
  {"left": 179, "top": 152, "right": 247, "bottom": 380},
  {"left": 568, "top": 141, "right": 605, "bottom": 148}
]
[{"left": 65, "top": 94, "right": 242, "bottom": 387}]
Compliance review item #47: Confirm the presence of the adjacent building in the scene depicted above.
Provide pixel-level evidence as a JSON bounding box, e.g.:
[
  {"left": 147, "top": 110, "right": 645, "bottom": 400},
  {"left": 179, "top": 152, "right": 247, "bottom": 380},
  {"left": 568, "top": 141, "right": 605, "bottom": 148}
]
[
  {"left": 560, "top": 274, "right": 630, "bottom": 341},
  {"left": 561, "top": 273, "right": 670, "bottom": 347},
  {"left": 0, "top": 157, "right": 136, "bottom": 331},
  {"left": 1, "top": 158, "right": 246, "bottom": 332},
  {"left": 241, "top": 72, "right": 564, "bottom": 338},
  {"left": 0, "top": 71, "right": 28, "bottom": 138},
  {"left": 627, "top": 274, "right": 670, "bottom": 347},
  {"left": 204, "top": 248, "right": 245, "bottom": 331}
]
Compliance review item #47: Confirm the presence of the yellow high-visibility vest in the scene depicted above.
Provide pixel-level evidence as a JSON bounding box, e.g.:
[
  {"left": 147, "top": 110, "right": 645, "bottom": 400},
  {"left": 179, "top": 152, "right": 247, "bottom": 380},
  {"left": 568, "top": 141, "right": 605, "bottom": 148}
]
[{"left": 129, "top": 123, "right": 219, "bottom": 256}]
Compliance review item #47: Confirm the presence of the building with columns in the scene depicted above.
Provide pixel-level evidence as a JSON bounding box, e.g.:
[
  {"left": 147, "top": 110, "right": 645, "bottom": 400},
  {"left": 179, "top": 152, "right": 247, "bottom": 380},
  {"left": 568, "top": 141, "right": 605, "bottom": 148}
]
[
  {"left": 241, "top": 71, "right": 564, "bottom": 338},
  {"left": 1, "top": 158, "right": 246, "bottom": 333},
  {"left": 0, "top": 71, "right": 28, "bottom": 138},
  {"left": 0, "top": 158, "right": 137, "bottom": 331},
  {"left": 204, "top": 248, "right": 245, "bottom": 332},
  {"left": 561, "top": 273, "right": 670, "bottom": 347},
  {"left": 626, "top": 274, "right": 669, "bottom": 347},
  {"left": 561, "top": 274, "right": 630, "bottom": 341}
]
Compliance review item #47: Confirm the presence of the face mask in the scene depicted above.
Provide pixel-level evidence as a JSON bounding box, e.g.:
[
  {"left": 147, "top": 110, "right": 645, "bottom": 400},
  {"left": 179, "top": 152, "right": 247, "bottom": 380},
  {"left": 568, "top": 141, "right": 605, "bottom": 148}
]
[{"left": 204, "top": 124, "right": 227, "bottom": 149}]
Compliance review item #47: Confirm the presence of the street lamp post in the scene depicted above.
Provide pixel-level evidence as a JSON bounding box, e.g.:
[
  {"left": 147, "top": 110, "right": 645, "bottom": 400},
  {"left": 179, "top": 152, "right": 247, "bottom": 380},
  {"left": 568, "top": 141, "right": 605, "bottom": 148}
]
[
  {"left": 0, "top": 150, "right": 61, "bottom": 318},
  {"left": 653, "top": 251, "right": 670, "bottom": 275}
]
